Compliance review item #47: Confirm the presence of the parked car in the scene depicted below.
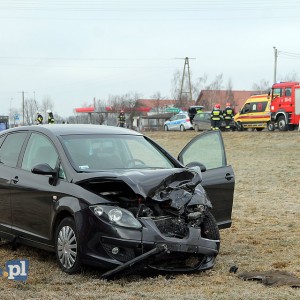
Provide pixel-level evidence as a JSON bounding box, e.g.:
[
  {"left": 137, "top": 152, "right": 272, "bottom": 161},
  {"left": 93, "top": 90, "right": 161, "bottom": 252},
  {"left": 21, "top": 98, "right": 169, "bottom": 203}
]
[
  {"left": 193, "top": 112, "right": 236, "bottom": 132},
  {"left": 0, "top": 124, "right": 234, "bottom": 279},
  {"left": 164, "top": 112, "right": 192, "bottom": 131},
  {"left": 193, "top": 112, "right": 212, "bottom": 131},
  {"left": 188, "top": 106, "right": 204, "bottom": 124}
]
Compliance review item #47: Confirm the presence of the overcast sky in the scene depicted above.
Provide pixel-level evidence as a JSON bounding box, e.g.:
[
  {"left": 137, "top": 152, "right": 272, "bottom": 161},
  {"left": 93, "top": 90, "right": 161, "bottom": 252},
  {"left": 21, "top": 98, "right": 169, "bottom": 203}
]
[{"left": 1, "top": 0, "right": 300, "bottom": 118}]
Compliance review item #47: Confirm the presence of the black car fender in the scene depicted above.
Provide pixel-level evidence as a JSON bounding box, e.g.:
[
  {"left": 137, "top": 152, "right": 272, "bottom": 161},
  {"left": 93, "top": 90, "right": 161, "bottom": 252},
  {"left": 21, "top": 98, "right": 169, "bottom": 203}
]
[{"left": 50, "top": 196, "right": 88, "bottom": 241}]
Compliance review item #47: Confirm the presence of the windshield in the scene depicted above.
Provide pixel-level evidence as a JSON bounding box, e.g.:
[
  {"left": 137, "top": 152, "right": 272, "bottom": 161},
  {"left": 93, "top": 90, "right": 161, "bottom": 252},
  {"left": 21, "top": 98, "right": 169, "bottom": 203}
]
[{"left": 60, "top": 134, "right": 175, "bottom": 171}]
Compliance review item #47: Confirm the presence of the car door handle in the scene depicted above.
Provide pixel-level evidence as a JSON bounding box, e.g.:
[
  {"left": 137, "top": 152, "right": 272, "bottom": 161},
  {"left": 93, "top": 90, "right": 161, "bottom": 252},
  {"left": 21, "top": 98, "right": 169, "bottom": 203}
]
[
  {"left": 225, "top": 173, "right": 234, "bottom": 181},
  {"left": 11, "top": 176, "right": 19, "bottom": 184}
]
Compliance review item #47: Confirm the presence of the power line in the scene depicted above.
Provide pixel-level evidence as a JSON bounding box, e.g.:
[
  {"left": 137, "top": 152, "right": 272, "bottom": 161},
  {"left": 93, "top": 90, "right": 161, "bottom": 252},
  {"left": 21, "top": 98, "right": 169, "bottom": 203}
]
[
  {"left": 0, "top": 0, "right": 300, "bottom": 12},
  {"left": 279, "top": 50, "right": 300, "bottom": 58}
]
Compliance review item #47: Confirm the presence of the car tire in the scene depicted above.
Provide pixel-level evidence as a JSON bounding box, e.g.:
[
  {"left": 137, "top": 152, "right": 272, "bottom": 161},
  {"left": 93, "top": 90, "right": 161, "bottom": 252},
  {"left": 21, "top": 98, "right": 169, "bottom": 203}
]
[
  {"left": 256, "top": 128, "right": 263, "bottom": 131},
  {"left": 194, "top": 125, "right": 199, "bottom": 132},
  {"left": 267, "top": 121, "right": 275, "bottom": 131},
  {"left": 180, "top": 125, "right": 186, "bottom": 132},
  {"left": 164, "top": 125, "right": 169, "bottom": 131},
  {"left": 201, "top": 210, "right": 220, "bottom": 250},
  {"left": 55, "top": 217, "right": 81, "bottom": 274},
  {"left": 236, "top": 122, "right": 244, "bottom": 131},
  {"left": 277, "top": 116, "right": 287, "bottom": 131}
]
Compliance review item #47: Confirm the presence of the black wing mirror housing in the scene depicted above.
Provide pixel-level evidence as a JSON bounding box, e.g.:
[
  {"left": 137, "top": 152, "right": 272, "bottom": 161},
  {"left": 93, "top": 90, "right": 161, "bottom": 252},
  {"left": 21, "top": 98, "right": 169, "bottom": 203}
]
[
  {"left": 32, "top": 163, "right": 57, "bottom": 176},
  {"left": 185, "top": 161, "right": 207, "bottom": 172}
]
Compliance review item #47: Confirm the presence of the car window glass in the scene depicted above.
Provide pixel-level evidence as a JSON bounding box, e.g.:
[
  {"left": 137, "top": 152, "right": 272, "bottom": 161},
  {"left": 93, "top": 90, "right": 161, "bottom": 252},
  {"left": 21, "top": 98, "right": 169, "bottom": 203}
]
[
  {"left": 273, "top": 88, "right": 282, "bottom": 97},
  {"left": 243, "top": 103, "right": 251, "bottom": 113},
  {"left": 205, "top": 113, "right": 211, "bottom": 120},
  {"left": 21, "top": 133, "right": 59, "bottom": 171},
  {"left": 180, "top": 132, "right": 225, "bottom": 169},
  {"left": 252, "top": 102, "right": 267, "bottom": 112},
  {"left": 0, "top": 132, "right": 27, "bottom": 167},
  {"left": 285, "top": 88, "right": 292, "bottom": 96},
  {"left": 61, "top": 134, "right": 174, "bottom": 170},
  {"left": 124, "top": 138, "right": 174, "bottom": 168}
]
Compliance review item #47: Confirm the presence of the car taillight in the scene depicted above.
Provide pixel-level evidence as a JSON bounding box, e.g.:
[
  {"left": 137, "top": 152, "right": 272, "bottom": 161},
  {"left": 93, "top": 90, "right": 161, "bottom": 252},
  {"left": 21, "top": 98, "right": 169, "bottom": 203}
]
[{"left": 186, "top": 118, "right": 190, "bottom": 122}]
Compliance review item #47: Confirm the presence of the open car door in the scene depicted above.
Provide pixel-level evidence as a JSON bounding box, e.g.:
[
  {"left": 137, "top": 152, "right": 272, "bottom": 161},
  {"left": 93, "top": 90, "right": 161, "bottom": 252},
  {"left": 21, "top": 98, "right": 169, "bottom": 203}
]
[{"left": 178, "top": 130, "right": 235, "bottom": 229}]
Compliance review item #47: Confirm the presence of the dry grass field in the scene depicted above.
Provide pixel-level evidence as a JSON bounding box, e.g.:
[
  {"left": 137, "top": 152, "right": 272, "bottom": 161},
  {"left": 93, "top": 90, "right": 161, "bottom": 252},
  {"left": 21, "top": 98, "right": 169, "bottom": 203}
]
[{"left": 1, "top": 130, "right": 300, "bottom": 299}]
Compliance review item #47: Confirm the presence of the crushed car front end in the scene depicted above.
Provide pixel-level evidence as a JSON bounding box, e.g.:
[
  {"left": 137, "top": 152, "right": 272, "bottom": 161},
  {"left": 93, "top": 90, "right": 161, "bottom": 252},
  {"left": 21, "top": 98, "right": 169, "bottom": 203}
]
[{"left": 74, "top": 168, "right": 220, "bottom": 278}]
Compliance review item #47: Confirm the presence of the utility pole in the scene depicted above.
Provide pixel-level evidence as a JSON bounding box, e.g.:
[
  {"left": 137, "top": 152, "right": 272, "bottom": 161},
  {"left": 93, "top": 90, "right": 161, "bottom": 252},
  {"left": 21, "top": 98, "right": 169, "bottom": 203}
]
[
  {"left": 176, "top": 57, "right": 196, "bottom": 104},
  {"left": 22, "top": 91, "right": 25, "bottom": 125},
  {"left": 273, "top": 46, "right": 278, "bottom": 83},
  {"left": 19, "top": 91, "right": 28, "bottom": 125}
]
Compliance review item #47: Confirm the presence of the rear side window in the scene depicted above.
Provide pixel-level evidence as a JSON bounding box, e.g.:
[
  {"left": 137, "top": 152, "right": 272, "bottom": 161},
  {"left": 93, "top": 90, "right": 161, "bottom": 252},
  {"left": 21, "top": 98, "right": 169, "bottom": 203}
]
[
  {"left": 0, "top": 132, "right": 27, "bottom": 167},
  {"left": 250, "top": 102, "right": 268, "bottom": 112}
]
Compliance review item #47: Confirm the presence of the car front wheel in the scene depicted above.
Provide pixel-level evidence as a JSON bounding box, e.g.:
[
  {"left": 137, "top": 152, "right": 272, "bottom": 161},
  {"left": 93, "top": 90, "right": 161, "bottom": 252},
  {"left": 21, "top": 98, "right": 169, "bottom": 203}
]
[
  {"left": 164, "top": 125, "right": 169, "bottom": 131},
  {"left": 194, "top": 125, "right": 199, "bottom": 132},
  {"left": 235, "top": 122, "right": 244, "bottom": 131},
  {"left": 201, "top": 210, "right": 220, "bottom": 245},
  {"left": 55, "top": 217, "right": 81, "bottom": 274}
]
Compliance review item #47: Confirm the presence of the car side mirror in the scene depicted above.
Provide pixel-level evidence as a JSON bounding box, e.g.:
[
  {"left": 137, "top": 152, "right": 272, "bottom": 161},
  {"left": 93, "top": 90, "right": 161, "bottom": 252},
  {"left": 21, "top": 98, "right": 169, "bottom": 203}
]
[
  {"left": 185, "top": 161, "right": 207, "bottom": 172},
  {"left": 32, "top": 163, "right": 59, "bottom": 185},
  {"left": 32, "top": 163, "right": 57, "bottom": 175}
]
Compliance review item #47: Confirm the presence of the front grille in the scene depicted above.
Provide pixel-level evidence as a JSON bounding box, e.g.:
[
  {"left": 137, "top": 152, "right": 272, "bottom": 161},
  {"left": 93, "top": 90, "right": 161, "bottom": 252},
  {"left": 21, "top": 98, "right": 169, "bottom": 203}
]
[
  {"left": 148, "top": 252, "right": 205, "bottom": 270},
  {"left": 153, "top": 216, "right": 188, "bottom": 238}
]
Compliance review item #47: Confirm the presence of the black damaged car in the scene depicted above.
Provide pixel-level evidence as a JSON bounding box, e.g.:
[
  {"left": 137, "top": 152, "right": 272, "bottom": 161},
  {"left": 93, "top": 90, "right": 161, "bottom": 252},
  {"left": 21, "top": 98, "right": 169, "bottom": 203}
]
[{"left": 0, "top": 125, "right": 234, "bottom": 279}]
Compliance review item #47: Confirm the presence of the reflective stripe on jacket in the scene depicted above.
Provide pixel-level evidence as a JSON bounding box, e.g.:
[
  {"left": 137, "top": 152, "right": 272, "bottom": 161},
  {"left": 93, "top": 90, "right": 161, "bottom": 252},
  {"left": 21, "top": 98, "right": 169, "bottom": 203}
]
[
  {"left": 223, "top": 107, "right": 233, "bottom": 119},
  {"left": 211, "top": 109, "right": 222, "bottom": 120}
]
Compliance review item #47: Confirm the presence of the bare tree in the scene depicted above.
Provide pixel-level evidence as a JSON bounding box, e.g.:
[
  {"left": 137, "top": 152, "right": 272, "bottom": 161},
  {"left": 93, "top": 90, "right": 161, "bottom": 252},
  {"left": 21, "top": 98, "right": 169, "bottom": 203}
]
[
  {"left": 94, "top": 98, "right": 106, "bottom": 125},
  {"left": 194, "top": 73, "right": 208, "bottom": 101},
  {"left": 203, "top": 74, "right": 224, "bottom": 109},
  {"left": 151, "top": 91, "right": 164, "bottom": 113},
  {"left": 281, "top": 71, "right": 299, "bottom": 82},
  {"left": 225, "top": 78, "right": 235, "bottom": 108},
  {"left": 24, "top": 98, "right": 38, "bottom": 125},
  {"left": 107, "top": 92, "right": 142, "bottom": 128},
  {"left": 41, "top": 96, "right": 54, "bottom": 120},
  {"left": 170, "top": 70, "right": 181, "bottom": 100},
  {"left": 252, "top": 79, "right": 270, "bottom": 93}
]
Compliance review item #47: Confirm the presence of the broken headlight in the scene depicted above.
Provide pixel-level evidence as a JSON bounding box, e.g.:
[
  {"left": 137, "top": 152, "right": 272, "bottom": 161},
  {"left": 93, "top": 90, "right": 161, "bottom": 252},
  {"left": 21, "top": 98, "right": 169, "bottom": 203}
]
[{"left": 90, "top": 205, "right": 142, "bottom": 229}]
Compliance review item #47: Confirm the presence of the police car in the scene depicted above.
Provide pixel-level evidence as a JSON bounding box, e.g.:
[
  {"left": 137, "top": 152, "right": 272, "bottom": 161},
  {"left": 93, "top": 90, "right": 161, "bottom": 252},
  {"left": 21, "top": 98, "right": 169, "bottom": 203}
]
[{"left": 164, "top": 112, "right": 193, "bottom": 131}]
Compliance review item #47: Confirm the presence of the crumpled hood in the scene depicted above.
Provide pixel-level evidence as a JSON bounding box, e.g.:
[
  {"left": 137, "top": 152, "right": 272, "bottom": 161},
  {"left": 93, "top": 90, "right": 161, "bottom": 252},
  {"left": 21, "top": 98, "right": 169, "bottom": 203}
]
[{"left": 73, "top": 167, "right": 211, "bottom": 209}]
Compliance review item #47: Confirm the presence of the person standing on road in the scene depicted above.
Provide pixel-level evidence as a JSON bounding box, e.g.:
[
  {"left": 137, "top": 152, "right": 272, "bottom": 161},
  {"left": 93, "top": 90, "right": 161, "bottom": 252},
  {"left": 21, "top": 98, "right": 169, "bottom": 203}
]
[
  {"left": 36, "top": 111, "right": 43, "bottom": 125},
  {"left": 47, "top": 110, "right": 55, "bottom": 124},
  {"left": 223, "top": 102, "right": 234, "bottom": 131},
  {"left": 211, "top": 103, "right": 222, "bottom": 130},
  {"left": 118, "top": 110, "right": 126, "bottom": 127}
]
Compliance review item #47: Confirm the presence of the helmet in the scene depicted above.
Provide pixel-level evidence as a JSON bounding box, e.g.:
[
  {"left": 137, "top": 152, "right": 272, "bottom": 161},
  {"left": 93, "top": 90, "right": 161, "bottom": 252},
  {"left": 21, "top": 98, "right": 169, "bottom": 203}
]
[
  {"left": 226, "top": 102, "right": 231, "bottom": 107},
  {"left": 215, "top": 103, "right": 220, "bottom": 109},
  {"left": 47, "top": 109, "right": 51, "bottom": 113}
]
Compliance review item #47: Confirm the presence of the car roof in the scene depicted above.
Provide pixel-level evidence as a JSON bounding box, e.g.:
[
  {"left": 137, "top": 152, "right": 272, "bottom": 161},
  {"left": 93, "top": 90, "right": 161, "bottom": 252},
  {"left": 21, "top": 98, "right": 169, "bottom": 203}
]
[{"left": 2, "top": 124, "right": 142, "bottom": 137}]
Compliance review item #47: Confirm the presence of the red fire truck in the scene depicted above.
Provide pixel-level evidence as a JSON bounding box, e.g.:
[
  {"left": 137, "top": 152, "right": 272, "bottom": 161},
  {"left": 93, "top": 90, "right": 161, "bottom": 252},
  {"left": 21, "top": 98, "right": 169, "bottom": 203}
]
[{"left": 269, "top": 81, "right": 300, "bottom": 131}]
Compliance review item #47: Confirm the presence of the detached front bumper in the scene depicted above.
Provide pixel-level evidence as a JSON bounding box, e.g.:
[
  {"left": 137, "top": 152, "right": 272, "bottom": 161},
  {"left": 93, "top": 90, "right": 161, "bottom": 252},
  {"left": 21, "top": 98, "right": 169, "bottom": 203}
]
[{"left": 100, "top": 218, "right": 219, "bottom": 279}]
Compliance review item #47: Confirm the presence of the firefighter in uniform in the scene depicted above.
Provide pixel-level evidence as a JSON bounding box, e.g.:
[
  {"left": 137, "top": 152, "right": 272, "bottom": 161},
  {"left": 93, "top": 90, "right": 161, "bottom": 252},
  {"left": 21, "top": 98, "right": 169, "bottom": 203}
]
[
  {"left": 223, "top": 102, "right": 234, "bottom": 131},
  {"left": 47, "top": 109, "right": 55, "bottom": 124},
  {"left": 118, "top": 110, "right": 126, "bottom": 127},
  {"left": 36, "top": 111, "right": 43, "bottom": 125},
  {"left": 211, "top": 103, "right": 222, "bottom": 130}
]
